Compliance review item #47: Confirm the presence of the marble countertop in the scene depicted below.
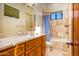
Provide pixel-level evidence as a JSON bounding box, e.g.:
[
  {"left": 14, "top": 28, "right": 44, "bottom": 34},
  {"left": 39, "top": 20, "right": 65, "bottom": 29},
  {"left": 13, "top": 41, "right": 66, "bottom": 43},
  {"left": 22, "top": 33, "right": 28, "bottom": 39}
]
[{"left": 0, "top": 34, "right": 45, "bottom": 51}]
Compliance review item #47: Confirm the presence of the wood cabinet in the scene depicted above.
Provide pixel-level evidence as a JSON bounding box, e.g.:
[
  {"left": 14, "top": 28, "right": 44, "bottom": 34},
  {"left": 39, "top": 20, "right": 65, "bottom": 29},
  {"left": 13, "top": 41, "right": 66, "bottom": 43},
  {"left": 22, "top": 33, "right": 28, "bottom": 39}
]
[
  {"left": 26, "top": 37, "right": 41, "bottom": 56},
  {"left": 0, "top": 46, "right": 15, "bottom": 56},
  {"left": 0, "top": 35, "right": 46, "bottom": 56},
  {"left": 26, "top": 44, "right": 41, "bottom": 56},
  {"left": 15, "top": 42, "right": 25, "bottom": 56},
  {"left": 41, "top": 35, "right": 46, "bottom": 56},
  {"left": 26, "top": 37, "right": 41, "bottom": 51},
  {"left": 26, "top": 35, "right": 46, "bottom": 56}
]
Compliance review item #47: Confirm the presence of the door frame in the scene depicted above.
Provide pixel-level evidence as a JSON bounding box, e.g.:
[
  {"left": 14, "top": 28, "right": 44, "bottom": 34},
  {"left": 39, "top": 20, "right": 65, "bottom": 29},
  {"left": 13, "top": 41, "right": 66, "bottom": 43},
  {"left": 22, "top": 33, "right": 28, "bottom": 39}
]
[
  {"left": 71, "top": 3, "right": 74, "bottom": 56},
  {"left": 72, "top": 3, "right": 79, "bottom": 56}
]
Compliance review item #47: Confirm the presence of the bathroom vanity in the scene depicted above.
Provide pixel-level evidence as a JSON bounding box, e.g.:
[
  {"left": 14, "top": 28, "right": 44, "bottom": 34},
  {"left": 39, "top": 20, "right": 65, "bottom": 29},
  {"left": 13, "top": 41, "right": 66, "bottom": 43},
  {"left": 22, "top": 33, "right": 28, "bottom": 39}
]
[{"left": 0, "top": 34, "right": 46, "bottom": 56}]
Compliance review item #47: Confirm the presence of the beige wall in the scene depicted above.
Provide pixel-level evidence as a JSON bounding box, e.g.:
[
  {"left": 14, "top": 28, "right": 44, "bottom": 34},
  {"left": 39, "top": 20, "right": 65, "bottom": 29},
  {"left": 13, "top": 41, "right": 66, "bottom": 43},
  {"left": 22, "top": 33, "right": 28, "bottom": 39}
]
[{"left": 0, "top": 3, "right": 34, "bottom": 37}]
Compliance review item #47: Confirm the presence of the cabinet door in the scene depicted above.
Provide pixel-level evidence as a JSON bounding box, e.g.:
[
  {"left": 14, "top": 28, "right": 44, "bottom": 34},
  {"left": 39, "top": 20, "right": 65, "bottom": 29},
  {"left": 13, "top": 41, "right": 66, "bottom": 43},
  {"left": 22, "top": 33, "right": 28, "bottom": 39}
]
[
  {"left": 0, "top": 47, "right": 15, "bottom": 56},
  {"left": 26, "top": 50, "right": 34, "bottom": 56},
  {"left": 26, "top": 44, "right": 41, "bottom": 56},
  {"left": 26, "top": 37, "right": 41, "bottom": 51},
  {"left": 33, "top": 45, "right": 41, "bottom": 56},
  {"left": 15, "top": 43, "right": 25, "bottom": 56}
]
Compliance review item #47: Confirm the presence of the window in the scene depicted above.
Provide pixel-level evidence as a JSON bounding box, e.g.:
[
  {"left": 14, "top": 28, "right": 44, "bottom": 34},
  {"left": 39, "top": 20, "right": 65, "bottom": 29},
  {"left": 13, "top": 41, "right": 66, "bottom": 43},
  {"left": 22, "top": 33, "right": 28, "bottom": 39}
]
[
  {"left": 50, "top": 13, "right": 56, "bottom": 20},
  {"left": 56, "top": 12, "right": 63, "bottom": 19},
  {"left": 50, "top": 11, "right": 63, "bottom": 20}
]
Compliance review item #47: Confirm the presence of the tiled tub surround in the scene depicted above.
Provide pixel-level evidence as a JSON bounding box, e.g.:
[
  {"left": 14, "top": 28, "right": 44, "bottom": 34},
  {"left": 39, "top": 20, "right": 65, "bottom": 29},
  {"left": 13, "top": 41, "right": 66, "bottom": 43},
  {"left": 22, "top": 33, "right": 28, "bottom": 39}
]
[
  {"left": 0, "top": 34, "right": 46, "bottom": 56},
  {"left": 45, "top": 38, "right": 71, "bottom": 56}
]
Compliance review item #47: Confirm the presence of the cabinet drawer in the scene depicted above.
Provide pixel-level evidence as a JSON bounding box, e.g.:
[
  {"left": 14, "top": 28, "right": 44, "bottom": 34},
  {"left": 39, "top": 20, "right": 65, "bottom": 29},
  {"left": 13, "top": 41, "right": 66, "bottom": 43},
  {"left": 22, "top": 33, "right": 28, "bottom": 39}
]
[
  {"left": 0, "top": 47, "right": 15, "bottom": 56},
  {"left": 26, "top": 38, "right": 41, "bottom": 51},
  {"left": 15, "top": 43, "right": 25, "bottom": 56}
]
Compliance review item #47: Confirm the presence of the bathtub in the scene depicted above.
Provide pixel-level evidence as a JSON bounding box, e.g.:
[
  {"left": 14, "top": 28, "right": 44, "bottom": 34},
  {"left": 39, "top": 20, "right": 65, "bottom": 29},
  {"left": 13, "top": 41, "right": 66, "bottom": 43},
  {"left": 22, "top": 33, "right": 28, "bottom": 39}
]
[{"left": 50, "top": 37, "right": 72, "bottom": 56}]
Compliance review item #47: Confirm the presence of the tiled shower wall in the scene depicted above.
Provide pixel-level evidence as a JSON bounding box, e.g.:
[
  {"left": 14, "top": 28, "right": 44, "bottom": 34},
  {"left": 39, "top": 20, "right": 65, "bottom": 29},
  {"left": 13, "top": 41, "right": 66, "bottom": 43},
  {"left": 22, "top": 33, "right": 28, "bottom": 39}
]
[{"left": 49, "top": 4, "right": 72, "bottom": 39}]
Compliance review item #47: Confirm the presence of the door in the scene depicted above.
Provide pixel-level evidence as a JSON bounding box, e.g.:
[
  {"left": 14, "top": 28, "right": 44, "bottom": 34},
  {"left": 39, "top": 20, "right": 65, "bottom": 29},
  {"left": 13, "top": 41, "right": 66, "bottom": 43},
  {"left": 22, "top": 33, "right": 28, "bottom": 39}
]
[
  {"left": 72, "top": 3, "right": 79, "bottom": 56},
  {"left": 42, "top": 15, "right": 50, "bottom": 41}
]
